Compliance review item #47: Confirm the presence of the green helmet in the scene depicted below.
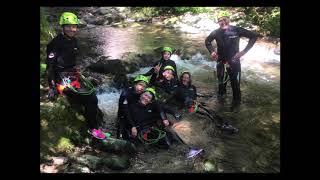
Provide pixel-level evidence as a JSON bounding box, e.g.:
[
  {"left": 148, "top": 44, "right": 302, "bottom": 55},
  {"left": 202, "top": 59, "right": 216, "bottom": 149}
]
[
  {"left": 217, "top": 11, "right": 231, "bottom": 19},
  {"left": 145, "top": 87, "right": 156, "bottom": 99},
  {"left": 134, "top": 75, "right": 149, "bottom": 85},
  {"left": 59, "top": 12, "right": 79, "bottom": 26},
  {"left": 163, "top": 65, "right": 175, "bottom": 72},
  {"left": 162, "top": 46, "right": 173, "bottom": 54},
  {"left": 181, "top": 70, "right": 190, "bottom": 75}
]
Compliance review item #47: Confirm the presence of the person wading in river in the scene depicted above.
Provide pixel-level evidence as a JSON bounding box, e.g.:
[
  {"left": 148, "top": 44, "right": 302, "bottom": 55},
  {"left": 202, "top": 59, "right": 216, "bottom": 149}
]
[{"left": 205, "top": 11, "right": 259, "bottom": 111}]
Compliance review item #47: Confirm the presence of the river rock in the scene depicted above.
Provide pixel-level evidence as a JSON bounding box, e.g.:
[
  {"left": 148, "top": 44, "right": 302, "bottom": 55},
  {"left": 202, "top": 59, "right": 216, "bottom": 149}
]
[
  {"left": 78, "top": 18, "right": 87, "bottom": 28},
  {"left": 171, "top": 113, "right": 215, "bottom": 147},
  {"left": 91, "top": 137, "right": 136, "bottom": 154},
  {"left": 203, "top": 160, "right": 216, "bottom": 172},
  {"left": 71, "top": 153, "right": 130, "bottom": 170},
  {"left": 88, "top": 59, "right": 126, "bottom": 74},
  {"left": 93, "top": 16, "right": 106, "bottom": 25},
  {"left": 97, "top": 7, "right": 113, "bottom": 15}
]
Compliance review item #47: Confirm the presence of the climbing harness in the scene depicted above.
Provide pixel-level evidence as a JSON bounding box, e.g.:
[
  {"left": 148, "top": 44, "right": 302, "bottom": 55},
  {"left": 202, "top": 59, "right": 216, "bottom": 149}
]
[
  {"left": 57, "top": 70, "right": 95, "bottom": 95},
  {"left": 138, "top": 127, "right": 167, "bottom": 145},
  {"left": 187, "top": 101, "right": 199, "bottom": 113},
  {"left": 220, "top": 61, "right": 230, "bottom": 84}
]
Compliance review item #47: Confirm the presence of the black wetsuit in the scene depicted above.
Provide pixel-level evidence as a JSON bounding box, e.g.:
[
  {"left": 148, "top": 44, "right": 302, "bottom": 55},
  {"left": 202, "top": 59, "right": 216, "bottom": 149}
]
[
  {"left": 154, "top": 78, "right": 179, "bottom": 95},
  {"left": 119, "top": 100, "right": 168, "bottom": 141},
  {"left": 143, "top": 58, "right": 178, "bottom": 84},
  {"left": 117, "top": 87, "right": 141, "bottom": 139},
  {"left": 173, "top": 83, "right": 197, "bottom": 108},
  {"left": 46, "top": 33, "right": 98, "bottom": 129},
  {"left": 129, "top": 102, "right": 167, "bottom": 131},
  {"left": 205, "top": 25, "right": 259, "bottom": 103}
]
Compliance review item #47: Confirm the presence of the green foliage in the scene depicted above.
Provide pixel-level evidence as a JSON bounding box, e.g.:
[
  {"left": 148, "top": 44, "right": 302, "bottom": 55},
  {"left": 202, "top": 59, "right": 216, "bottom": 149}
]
[
  {"left": 174, "top": 7, "right": 212, "bottom": 14},
  {"left": 40, "top": 7, "right": 56, "bottom": 46},
  {"left": 40, "top": 7, "right": 57, "bottom": 80},
  {"left": 40, "top": 97, "right": 86, "bottom": 155},
  {"left": 130, "top": 7, "right": 158, "bottom": 19},
  {"left": 40, "top": 7, "right": 56, "bottom": 62},
  {"left": 128, "top": 7, "right": 279, "bottom": 38},
  {"left": 130, "top": 7, "right": 212, "bottom": 17},
  {"left": 233, "top": 7, "right": 280, "bottom": 37},
  {"left": 40, "top": 63, "right": 47, "bottom": 77}
]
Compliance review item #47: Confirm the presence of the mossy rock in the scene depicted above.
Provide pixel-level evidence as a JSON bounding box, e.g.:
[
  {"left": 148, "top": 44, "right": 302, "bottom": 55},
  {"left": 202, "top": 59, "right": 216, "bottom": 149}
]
[
  {"left": 40, "top": 96, "right": 87, "bottom": 155},
  {"left": 71, "top": 153, "right": 130, "bottom": 170},
  {"left": 56, "top": 137, "right": 75, "bottom": 153}
]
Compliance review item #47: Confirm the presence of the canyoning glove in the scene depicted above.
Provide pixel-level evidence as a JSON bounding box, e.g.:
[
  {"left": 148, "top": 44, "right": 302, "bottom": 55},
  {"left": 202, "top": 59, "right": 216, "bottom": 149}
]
[{"left": 48, "top": 87, "right": 58, "bottom": 101}]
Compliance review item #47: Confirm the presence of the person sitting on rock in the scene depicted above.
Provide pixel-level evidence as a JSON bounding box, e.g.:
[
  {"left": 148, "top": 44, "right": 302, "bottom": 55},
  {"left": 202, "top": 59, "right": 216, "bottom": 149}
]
[
  {"left": 173, "top": 71, "right": 197, "bottom": 109},
  {"left": 171, "top": 71, "right": 239, "bottom": 134},
  {"left": 125, "top": 87, "right": 173, "bottom": 149},
  {"left": 143, "top": 46, "right": 178, "bottom": 84},
  {"left": 153, "top": 65, "right": 179, "bottom": 95},
  {"left": 117, "top": 75, "right": 150, "bottom": 139},
  {"left": 46, "top": 12, "right": 103, "bottom": 138}
]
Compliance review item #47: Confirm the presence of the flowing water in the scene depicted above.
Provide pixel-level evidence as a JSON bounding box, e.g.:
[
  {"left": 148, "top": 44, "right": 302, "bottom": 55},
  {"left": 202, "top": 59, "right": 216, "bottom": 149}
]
[{"left": 79, "top": 22, "right": 280, "bottom": 173}]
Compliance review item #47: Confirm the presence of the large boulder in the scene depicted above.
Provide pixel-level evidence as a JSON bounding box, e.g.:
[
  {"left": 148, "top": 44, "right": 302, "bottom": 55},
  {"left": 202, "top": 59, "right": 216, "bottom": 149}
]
[
  {"left": 93, "top": 16, "right": 107, "bottom": 25},
  {"left": 40, "top": 95, "right": 104, "bottom": 155},
  {"left": 88, "top": 58, "right": 128, "bottom": 74},
  {"left": 91, "top": 137, "right": 136, "bottom": 154},
  {"left": 171, "top": 112, "right": 216, "bottom": 147},
  {"left": 40, "top": 97, "right": 84, "bottom": 155},
  {"left": 88, "top": 53, "right": 159, "bottom": 75}
]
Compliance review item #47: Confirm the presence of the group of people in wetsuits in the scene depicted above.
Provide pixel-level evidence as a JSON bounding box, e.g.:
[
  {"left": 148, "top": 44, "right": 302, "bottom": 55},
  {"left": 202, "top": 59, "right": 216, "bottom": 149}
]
[
  {"left": 116, "top": 47, "right": 187, "bottom": 148},
  {"left": 45, "top": 10, "right": 258, "bottom": 149}
]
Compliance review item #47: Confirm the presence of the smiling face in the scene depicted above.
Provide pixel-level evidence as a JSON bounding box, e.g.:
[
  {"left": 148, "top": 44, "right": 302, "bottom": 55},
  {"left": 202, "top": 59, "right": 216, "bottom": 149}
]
[
  {"left": 218, "top": 17, "right": 230, "bottom": 30},
  {"left": 134, "top": 82, "right": 147, "bottom": 94},
  {"left": 162, "top": 70, "right": 174, "bottom": 81},
  {"left": 140, "top": 92, "right": 153, "bottom": 105},
  {"left": 162, "top": 51, "right": 171, "bottom": 60},
  {"left": 181, "top": 73, "right": 191, "bottom": 86},
  {"left": 63, "top": 24, "right": 78, "bottom": 37}
]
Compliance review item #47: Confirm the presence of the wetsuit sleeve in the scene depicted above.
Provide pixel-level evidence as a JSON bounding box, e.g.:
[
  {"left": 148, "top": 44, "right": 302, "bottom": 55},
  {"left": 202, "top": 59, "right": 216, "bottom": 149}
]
[
  {"left": 143, "top": 61, "right": 160, "bottom": 76},
  {"left": 46, "top": 39, "right": 58, "bottom": 88},
  {"left": 205, "top": 30, "right": 217, "bottom": 54},
  {"left": 153, "top": 78, "right": 162, "bottom": 88},
  {"left": 237, "top": 27, "right": 259, "bottom": 54},
  {"left": 118, "top": 91, "right": 136, "bottom": 127},
  {"left": 143, "top": 68, "right": 155, "bottom": 76},
  {"left": 155, "top": 103, "right": 168, "bottom": 120},
  {"left": 172, "top": 62, "right": 178, "bottom": 79},
  {"left": 162, "top": 104, "right": 176, "bottom": 116},
  {"left": 193, "top": 85, "right": 197, "bottom": 100},
  {"left": 165, "top": 87, "right": 178, "bottom": 103}
]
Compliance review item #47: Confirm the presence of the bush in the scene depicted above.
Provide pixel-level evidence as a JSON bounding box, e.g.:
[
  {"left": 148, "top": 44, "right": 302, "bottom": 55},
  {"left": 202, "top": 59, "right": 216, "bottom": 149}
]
[
  {"left": 40, "top": 7, "right": 56, "bottom": 79},
  {"left": 129, "top": 7, "right": 159, "bottom": 18},
  {"left": 129, "top": 7, "right": 213, "bottom": 17},
  {"left": 174, "top": 7, "right": 212, "bottom": 14},
  {"left": 233, "top": 7, "right": 280, "bottom": 37},
  {"left": 261, "top": 8, "right": 280, "bottom": 37}
]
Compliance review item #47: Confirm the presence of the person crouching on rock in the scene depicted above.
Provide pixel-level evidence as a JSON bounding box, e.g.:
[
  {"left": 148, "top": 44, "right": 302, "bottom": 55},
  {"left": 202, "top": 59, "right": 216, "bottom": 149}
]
[
  {"left": 126, "top": 88, "right": 173, "bottom": 149},
  {"left": 117, "top": 75, "right": 150, "bottom": 139}
]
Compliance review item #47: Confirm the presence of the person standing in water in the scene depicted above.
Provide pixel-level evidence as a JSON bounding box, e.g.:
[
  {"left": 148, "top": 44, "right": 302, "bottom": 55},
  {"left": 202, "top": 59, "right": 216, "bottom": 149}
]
[{"left": 205, "top": 11, "right": 259, "bottom": 110}]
